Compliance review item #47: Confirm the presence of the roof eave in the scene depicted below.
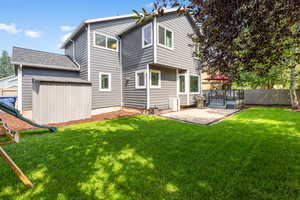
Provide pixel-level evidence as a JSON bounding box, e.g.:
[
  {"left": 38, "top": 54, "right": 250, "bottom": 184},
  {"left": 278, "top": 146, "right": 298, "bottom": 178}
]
[{"left": 11, "top": 61, "right": 80, "bottom": 72}]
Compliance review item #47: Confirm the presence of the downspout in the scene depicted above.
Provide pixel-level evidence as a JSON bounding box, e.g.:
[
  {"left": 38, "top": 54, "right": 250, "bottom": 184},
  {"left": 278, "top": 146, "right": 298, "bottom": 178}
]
[
  {"left": 87, "top": 24, "right": 91, "bottom": 82},
  {"left": 153, "top": 17, "right": 157, "bottom": 63},
  {"left": 146, "top": 64, "right": 150, "bottom": 110},
  {"left": 70, "top": 39, "right": 81, "bottom": 70},
  {"left": 118, "top": 35, "right": 123, "bottom": 107},
  {"left": 17, "top": 64, "right": 23, "bottom": 113}
]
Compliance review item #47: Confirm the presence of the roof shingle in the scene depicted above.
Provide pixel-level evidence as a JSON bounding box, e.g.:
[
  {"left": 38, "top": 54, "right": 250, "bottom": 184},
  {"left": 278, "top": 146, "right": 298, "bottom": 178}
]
[{"left": 12, "top": 47, "right": 79, "bottom": 71}]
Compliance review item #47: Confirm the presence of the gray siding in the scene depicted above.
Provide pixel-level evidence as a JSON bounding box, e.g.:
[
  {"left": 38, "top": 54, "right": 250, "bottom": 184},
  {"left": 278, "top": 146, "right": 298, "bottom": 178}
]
[
  {"left": 156, "top": 14, "right": 199, "bottom": 73},
  {"left": 150, "top": 66, "right": 177, "bottom": 109},
  {"left": 90, "top": 18, "right": 136, "bottom": 109},
  {"left": 65, "top": 29, "right": 88, "bottom": 80},
  {"left": 122, "top": 22, "right": 154, "bottom": 109},
  {"left": 22, "top": 67, "right": 79, "bottom": 111},
  {"left": 33, "top": 81, "right": 91, "bottom": 124},
  {"left": 156, "top": 13, "right": 201, "bottom": 106}
]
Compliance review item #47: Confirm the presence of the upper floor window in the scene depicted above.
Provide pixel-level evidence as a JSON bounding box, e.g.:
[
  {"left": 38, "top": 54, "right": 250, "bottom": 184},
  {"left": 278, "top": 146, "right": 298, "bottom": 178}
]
[
  {"left": 158, "top": 25, "right": 174, "bottom": 49},
  {"left": 135, "top": 70, "right": 146, "bottom": 89},
  {"left": 142, "top": 23, "right": 152, "bottom": 48},
  {"left": 94, "top": 32, "right": 118, "bottom": 51},
  {"left": 99, "top": 72, "right": 111, "bottom": 91},
  {"left": 190, "top": 75, "right": 200, "bottom": 93}
]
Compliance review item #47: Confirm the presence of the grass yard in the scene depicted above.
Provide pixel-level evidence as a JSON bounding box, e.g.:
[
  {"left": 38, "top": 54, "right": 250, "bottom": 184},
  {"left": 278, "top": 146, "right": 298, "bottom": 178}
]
[{"left": 1, "top": 107, "right": 300, "bottom": 200}]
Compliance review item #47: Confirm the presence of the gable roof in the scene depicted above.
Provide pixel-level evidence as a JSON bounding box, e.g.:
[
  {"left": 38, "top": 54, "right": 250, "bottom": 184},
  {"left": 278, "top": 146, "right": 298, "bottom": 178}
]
[
  {"left": 60, "top": 8, "right": 180, "bottom": 49},
  {"left": 11, "top": 47, "right": 80, "bottom": 71}
]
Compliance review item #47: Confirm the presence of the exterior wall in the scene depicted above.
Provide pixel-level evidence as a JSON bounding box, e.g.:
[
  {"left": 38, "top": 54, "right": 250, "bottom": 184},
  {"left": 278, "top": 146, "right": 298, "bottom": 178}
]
[
  {"left": 156, "top": 13, "right": 201, "bottom": 106},
  {"left": 65, "top": 29, "right": 88, "bottom": 80},
  {"left": 89, "top": 18, "right": 136, "bottom": 109},
  {"left": 149, "top": 66, "right": 177, "bottom": 109},
  {"left": 22, "top": 67, "right": 79, "bottom": 111},
  {"left": 32, "top": 81, "right": 91, "bottom": 124},
  {"left": 0, "top": 76, "right": 18, "bottom": 89},
  {"left": 122, "top": 22, "right": 154, "bottom": 109}
]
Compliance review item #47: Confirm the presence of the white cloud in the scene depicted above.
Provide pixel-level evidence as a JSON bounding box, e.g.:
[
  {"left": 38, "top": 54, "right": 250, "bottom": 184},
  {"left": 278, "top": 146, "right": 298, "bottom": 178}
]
[
  {"left": 60, "top": 32, "right": 72, "bottom": 42},
  {"left": 60, "top": 26, "right": 75, "bottom": 32},
  {"left": 0, "top": 23, "right": 22, "bottom": 34},
  {"left": 146, "top": 2, "right": 155, "bottom": 8},
  {"left": 24, "top": 30, "right": 41, "bottom": 38}
]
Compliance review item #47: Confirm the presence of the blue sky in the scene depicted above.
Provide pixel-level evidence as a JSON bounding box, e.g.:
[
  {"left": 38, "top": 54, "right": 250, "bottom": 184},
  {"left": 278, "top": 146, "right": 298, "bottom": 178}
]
[{"left": 0, "top": 0, "right": 154, "bottom": 55}]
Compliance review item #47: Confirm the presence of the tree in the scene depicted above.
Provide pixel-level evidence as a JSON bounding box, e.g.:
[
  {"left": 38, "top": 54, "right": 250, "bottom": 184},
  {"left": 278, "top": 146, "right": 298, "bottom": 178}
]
[
  {"left": 139, "top": 0, "right": 300, "bottom": 108},
  {"left": 0, "top": 50, "right": 14, "bottom": 79}
]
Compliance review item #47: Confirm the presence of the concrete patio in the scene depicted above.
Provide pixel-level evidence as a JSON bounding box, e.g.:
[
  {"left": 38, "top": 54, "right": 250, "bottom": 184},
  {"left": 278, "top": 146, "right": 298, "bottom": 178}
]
[{"left": 161, "top": 108, "right": 239, "bottom": 125}]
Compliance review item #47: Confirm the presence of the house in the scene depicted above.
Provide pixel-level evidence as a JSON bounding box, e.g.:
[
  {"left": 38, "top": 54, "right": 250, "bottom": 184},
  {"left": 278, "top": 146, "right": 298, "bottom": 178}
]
[
  {"left": 11, "top": 8, "right": 202, "bottom": 119},
  {"left": 0, "top": 75, "right": 18, "bottom": 89}
]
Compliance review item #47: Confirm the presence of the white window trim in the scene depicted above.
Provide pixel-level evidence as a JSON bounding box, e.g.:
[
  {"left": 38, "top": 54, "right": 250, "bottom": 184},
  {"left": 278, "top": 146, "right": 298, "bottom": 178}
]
[
  {"left": 150, "top": 69, "right": 161, "bottom": 89},
  {"left": 142, "top": 23, "right": 153, "bottom": 49},
  {"left": 157, "top": 24, "right": 174, "bottom": 50},
  {"left": 99, "top": 72, "right": 111, "bottom": 91},
  {"left": 178, "top": 73, "right": 187, "bottom": 94},
  {"left": 93, "top": 32, "right": 119, "bottom": 52},
  {"left": 135, "top": 69, "right": 147, "bottom": 89},
  {"left": 189, "top": 74, "right": 200, "bottom": 94}
]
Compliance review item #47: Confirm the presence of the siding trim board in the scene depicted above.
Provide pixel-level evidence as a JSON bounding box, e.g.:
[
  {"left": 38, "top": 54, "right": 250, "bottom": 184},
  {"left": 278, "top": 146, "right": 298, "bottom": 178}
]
[{"left": 87, "top": 24, "right": 91, "bottom": 81}]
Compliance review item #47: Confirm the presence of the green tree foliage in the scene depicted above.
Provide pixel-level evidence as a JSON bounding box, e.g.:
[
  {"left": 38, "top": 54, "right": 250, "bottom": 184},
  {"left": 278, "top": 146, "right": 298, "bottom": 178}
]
[
  {"left": 0, "top": 50, "right": 14, "bottom": 79},
  {"left": 143, "top": 0, "right": 300, "bottom": 107}
]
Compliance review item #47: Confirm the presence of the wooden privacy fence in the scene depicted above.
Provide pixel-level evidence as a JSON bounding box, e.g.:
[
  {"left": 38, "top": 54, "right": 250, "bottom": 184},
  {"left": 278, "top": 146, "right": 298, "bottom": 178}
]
[
  {"left": 0, "top": 88, "right": 17, "bottom": 96},
  {"left": 244, "top": 90, "right": 300, "bottom": 106}
]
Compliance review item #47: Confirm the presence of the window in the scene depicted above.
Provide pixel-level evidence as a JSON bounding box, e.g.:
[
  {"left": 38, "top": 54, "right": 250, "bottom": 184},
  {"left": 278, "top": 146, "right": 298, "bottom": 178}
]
[
  {"left": 94, "top": 32, "right": 118, "bottom": 51},
  {"left": 142, "top": 23, "right": 152, "bottom": 48},
  {"left": 99, "top": 72, "right": 111, "bottom": 91},
  {"left": 135, "top": 70, "right": 146, "bottom": 89},
  {"left": 178, "top": 74, "right": 186, "bottom": 94},
  {"left": 158, "top": 25, "right": 174, "bottom": 49},
  {"left": 150, "top": 70, "right": 161, "bottom": 88},
  {"left": 190, "top": 75, "right": 199, "bottom": 93}
]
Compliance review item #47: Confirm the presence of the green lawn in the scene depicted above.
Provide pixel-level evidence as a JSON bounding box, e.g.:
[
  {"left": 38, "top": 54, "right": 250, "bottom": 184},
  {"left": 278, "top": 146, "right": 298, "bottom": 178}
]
[{"left": 1, "top": 107, "right": 300, "bottom": 200}]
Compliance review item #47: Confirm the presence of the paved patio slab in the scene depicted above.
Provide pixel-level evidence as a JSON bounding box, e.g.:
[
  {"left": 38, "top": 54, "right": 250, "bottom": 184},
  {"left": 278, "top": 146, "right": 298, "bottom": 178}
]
[{"left": 161, "top": 108, "right": 239, "bottom": 125}]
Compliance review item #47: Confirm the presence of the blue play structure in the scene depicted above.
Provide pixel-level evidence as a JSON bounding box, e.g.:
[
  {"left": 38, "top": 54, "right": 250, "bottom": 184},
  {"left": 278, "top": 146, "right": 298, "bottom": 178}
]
[
  {"left": 0, "top": 96, "right": 17, "bottom": 107},
  {"left": 0, "top": 96, "right": 56, "bottom": 132}
]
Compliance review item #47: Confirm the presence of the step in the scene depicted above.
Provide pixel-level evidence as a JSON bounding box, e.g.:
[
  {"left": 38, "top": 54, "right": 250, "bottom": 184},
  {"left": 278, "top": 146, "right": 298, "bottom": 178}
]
[{"left": 208, "top": 103, "right": 227, "bottom": 109}]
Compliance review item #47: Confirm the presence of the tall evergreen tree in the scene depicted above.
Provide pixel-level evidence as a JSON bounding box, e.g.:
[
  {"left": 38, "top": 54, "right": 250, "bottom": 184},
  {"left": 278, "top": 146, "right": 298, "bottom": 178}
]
[{"left": 0, "top": 50, "right": 14, "bottom": 79}]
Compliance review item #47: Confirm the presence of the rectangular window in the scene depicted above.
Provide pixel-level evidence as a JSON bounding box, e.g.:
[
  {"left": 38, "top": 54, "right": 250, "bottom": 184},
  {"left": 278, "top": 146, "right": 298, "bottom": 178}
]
[
  {"left": 135, "top": 70, "right": 146, "bottom": 89},
  {"left": 142, "top": 23, "right": 152, "bottom": 48},
  {"left": 190, "top": 75, "right": 199, "bottom": 93},
  {"left": 179, "top": 74, "right": 186, "bottom": 93},
  {"left": 99, "top": 72, "right": 111, "bottom": 91},
  {"left": 94, "top": 33, "right": 118, "bottom": 51},
  {"left": 158, "top": 25, "right": 174, "bottom": 49},
  {"left": 150, "top": 70, "right": 161, "bottom": 88}
]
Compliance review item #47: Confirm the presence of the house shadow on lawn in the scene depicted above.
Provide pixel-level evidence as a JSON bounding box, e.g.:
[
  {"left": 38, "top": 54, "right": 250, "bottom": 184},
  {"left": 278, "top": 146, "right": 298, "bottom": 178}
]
[{"left": 1, "top": 107, "right": 300, "bottom": 199}]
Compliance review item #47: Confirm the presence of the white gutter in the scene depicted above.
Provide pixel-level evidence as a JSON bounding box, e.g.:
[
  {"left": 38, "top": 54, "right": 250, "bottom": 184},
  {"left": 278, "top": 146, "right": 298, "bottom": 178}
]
[
  {"left": 87, "top": 24, "right": 91, "bottom": 82},
  {"left": 17, "top": 65, "right": 23, "bottom": 113},
  {"left": 60, "top": 8, "right": 180, "bottom": 49}
]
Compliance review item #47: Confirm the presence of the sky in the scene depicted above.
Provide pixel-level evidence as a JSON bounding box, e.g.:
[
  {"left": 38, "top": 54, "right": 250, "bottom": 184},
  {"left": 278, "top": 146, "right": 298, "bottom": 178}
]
[{"left": 0, "top": 0, "right": 155, "bottom": 55}]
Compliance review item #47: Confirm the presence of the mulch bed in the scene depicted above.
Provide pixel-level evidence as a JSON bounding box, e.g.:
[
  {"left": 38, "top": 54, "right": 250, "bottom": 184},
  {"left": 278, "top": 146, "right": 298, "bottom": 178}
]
[{"left": 0, "top": 110, "right": 140, "bottom": 132}]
